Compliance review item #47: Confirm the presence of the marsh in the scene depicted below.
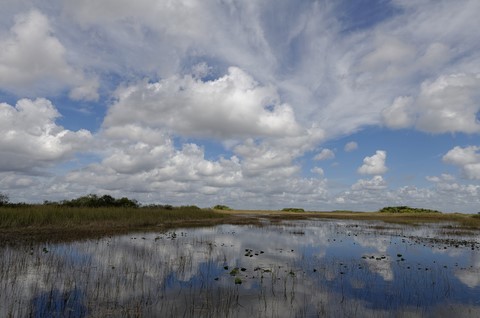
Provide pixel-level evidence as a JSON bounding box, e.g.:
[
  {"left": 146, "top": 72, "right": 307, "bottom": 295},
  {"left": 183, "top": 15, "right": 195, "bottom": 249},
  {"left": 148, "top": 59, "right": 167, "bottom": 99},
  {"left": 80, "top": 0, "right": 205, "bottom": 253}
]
[{"left": 1, "top": 219, "right": 479, "bottom": 317}]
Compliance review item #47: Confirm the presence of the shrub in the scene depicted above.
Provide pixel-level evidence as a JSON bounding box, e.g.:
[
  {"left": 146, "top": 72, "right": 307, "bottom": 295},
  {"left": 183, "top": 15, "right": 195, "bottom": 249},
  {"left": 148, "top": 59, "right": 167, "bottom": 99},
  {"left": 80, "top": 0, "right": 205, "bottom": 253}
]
[
  {"left": 213, "top": 205, "right": 232, "bottom": 210},
  {"left": 282, "top": 208, "right": 305, "bottom": 212},
  {"left": 378, "top": 206, "right": 441, "bottom": 214},
  {"left": 0, "top": 192, "right": 9, "bottom": 206},
  {"left": 61, "top": 194, "right": 139, "bottom": 208}
]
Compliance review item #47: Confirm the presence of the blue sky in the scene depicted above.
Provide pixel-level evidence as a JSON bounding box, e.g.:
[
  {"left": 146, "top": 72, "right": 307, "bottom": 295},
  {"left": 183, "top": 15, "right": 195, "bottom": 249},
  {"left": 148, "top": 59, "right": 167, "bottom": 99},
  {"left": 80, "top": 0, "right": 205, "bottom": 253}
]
[{"left": 0, "top": 0, "right": 479, "bottom": 212}]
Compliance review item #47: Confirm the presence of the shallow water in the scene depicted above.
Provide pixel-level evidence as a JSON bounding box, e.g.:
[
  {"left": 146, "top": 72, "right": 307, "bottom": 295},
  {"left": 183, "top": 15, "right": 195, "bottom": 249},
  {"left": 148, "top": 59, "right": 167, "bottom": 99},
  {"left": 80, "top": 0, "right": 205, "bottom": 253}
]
[{"left": 1, "top": 219, "right": 480, "bottom": 317}]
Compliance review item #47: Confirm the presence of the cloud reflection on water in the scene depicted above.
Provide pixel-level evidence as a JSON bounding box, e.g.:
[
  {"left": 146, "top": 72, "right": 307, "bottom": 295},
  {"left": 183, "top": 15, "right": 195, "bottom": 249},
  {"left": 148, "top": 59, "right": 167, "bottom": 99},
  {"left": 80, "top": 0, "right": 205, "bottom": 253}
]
[{"left": 1, "top": 219, "right": 479, "bottom": 317}]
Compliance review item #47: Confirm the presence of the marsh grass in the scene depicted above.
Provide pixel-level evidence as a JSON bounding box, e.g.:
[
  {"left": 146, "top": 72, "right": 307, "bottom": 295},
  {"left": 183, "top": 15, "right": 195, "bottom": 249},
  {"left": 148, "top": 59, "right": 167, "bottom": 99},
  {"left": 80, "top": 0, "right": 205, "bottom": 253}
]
[
  {"left": 0, "top": 205, "right": 227, "bottom": 244},
  {"left": 220, "top": 208, "right": 480, "bottom": 230},
  {"left": 2, "top": 205, "right": 480, "bottom": 245},
  {"left": 0, "top": 205, "right": 224, "bottom": 228}
]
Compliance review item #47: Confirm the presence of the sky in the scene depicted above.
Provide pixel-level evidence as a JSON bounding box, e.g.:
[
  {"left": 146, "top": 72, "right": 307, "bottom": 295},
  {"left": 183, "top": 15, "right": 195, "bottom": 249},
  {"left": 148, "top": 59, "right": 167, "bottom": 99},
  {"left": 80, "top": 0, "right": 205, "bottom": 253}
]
[{"left": 0, "top": 0, "right": 479, "bottom": 212}]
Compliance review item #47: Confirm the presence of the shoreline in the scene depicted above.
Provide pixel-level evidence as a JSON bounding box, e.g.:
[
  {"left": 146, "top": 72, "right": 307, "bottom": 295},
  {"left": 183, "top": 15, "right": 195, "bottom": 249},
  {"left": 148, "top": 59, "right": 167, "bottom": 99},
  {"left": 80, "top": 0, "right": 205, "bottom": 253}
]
[{"left": 1, "top": 207, "right": 479, "bottom": 244}]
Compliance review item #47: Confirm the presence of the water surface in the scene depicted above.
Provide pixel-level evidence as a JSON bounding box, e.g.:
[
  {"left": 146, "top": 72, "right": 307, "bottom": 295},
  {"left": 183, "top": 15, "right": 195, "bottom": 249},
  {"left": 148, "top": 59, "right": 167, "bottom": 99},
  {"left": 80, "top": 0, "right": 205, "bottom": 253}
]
[{"left": 1, "top": 219, "right": 479, "bottom": 317}]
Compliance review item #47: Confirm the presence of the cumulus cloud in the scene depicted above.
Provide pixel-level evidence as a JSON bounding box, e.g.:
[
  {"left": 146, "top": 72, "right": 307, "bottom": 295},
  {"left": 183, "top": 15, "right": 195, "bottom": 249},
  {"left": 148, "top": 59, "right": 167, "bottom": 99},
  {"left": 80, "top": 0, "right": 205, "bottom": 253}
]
[
  {"left": 357, "top": 150, "right": 388, "bottom": 175},
  {"left": 426, "top": 174, "right": 455, "bottom": 183},
  {"left": 382, "top": 74, "right": 480, "bottom": 133},
  {"left": 344, "top": 141, "right": 358, "bottom": 152},
  {"left": 63, "top": 132, "right": 330, "bottom": 208},
  {"left": 352, "top": 175, "right": 387, "bottom": 191},
  {"left": 0, "top": 172, "right": 35, "bottom": 189},
  {"left": 443, "top": 146, "right": 480, "bottom": 180},
  {"left": 0, "top": 98, "right": 93, "bottom": 172},
  {"left": 311, "top": 167, "right": 324, "bottom": 176},
  {"left": 415, "top": 74, "right": 480, "bottom": 133},
  {"left": 105, "top": 67, "right": 301, "bottom": 139},
  {"left": 0, "top": 10, "right": 98, "bottom": 100},
  {"left": 314, "top": 148, "right": 335, "bottom": 161}
]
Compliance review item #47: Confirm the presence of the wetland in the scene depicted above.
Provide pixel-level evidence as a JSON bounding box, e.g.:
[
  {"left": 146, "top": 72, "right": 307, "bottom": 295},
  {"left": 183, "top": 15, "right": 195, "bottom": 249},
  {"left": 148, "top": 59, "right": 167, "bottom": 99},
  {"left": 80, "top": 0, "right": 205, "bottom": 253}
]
[{"left": 1, "top": 215, "right": 480, "bottom": 317}]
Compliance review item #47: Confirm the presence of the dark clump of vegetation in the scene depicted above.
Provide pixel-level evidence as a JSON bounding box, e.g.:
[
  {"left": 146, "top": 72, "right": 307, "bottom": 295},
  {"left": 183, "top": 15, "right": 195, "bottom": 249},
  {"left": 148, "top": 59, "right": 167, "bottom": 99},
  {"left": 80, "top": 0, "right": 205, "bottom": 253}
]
[
  {"left": 0, "top": 192, "right": 10, "bottom": 206},
  {"left": 282, "top": 208, "right": 305, "bottom": 212},
  {"left": 60, "top": 194, "right": 139, "bottom": 208},
  {"left": 213, "top": 205, "right": 232, "bottom": 211},
  {"left": 143, "top": 204, "right": 174, "bottom": 210},
  {"left": 379, "top": 206, "right": 441, "bottom": 214}
]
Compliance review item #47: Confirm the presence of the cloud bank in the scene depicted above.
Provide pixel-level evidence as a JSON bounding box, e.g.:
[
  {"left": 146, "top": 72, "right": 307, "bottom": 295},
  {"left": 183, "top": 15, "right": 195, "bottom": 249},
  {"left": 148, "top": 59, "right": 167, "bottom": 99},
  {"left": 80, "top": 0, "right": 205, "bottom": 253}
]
[{"left": 0, "top": 0, "right": 479, "bottom": 212}]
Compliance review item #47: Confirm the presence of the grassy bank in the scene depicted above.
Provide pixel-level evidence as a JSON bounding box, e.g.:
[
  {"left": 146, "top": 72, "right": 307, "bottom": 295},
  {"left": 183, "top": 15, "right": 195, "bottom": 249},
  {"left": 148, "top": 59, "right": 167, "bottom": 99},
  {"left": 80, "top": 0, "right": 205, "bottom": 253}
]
[
  {"left": 2, "top": 204, "right": 480, "bottom": 244},
  {"left": 0, "top": 205, "right": 224, "bottom": 228},
  {"left": 222, "top": 209, "right": 480, "bottom": 228},
  {"left": 0, "top": 205, "right": 229, "bottom": 244}
]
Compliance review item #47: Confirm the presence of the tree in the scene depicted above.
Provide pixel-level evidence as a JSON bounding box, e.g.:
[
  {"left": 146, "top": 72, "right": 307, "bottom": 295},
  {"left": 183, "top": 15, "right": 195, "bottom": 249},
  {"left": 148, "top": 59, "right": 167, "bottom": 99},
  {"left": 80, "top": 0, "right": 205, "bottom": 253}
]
[{"left": 0, "top": 192, "right": 9, "bottom": 206}]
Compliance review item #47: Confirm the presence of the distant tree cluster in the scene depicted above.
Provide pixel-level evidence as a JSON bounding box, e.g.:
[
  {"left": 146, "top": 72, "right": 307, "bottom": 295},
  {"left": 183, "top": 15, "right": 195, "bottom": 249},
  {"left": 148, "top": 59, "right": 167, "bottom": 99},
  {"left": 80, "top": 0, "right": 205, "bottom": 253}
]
[
  {"left": 61, "top": 194, "right": 139, "bottom": 208},
  {"left": 213, "top": 205, "right": 232, "bottom": 210},
  {"left": 282, "top": 208, "right": 305, "bottom": 212},
  {"left": 0, "top": 193, "right": 210, "bottom": 210},
  {"left": 378, "top": 206, "right": 441, "bottom": 214}
]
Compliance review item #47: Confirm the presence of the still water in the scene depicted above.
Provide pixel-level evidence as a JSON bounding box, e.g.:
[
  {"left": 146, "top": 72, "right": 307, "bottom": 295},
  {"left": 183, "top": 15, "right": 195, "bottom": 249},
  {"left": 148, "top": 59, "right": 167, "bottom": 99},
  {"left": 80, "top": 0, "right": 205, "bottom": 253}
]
[{"left": 1, "top": 219, "right": 479, "bottom": 317}]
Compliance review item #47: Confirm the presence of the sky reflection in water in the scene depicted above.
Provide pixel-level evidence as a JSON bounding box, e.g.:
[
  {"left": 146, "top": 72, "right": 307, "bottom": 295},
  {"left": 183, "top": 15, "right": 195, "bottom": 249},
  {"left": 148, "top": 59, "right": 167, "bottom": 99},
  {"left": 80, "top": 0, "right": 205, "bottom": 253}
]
[{"left": 1, "top": 219, "right": 480, "bottom": 317}]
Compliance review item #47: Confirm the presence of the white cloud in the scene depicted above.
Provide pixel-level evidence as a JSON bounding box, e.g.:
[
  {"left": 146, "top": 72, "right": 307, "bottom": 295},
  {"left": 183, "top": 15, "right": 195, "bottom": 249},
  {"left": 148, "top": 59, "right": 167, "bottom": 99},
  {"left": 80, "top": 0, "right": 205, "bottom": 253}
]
[
  {"left": 382, "top": 73, "right": 480, "bottom": 133},
  {"left": 360, "top": 35, "right": 416, "bottom": 77},
  {"left": 311, "top": 167, "right": 324, "bottom": 176},
  {"left": 62, "top": 133, "right": 330, "bottom": 209},
  {"left": 415, "top": 74, "right": 480, "bottom": 133},
  {"left": 0, "top": 172, "right": 35, "bottom": 189},
  {"left": 0, "top": 98, "right": 92, "bottom": 172},
  {"left": 0, "top": 10, "right": 98, "bottom": 100},
  {"left": 105, "top": 67, "right": 301, "bottom": 139},
  {"left": 314, "top": 148, "right": 335, "bottom": 161},
  {"left": 344, "top": 141, "right": 358, "bottom": 152},
  {"left": 443, "top": 146, "right": 480, "bottom": 180},
  {"left": 60, "top": 0, "right": 279, "bottom": 83},
  {"left": 233, "top": 139, "right": 298, "bottom": 177},
  {"left": 0, "top": 1, "right": 480, "bottom": 212},
  {"left": 382, "top": 96, "right": 413, "bottom": 129},
  {"left": 58, "top": 118, "right": 328, "bottom": 208},
  {"left": 351, "top": 176, "right": 387, "bottom": 191},
  {"left": 357, "top": 150, "right": 387, "bottom": 175},
  {"left": 426, "top": 174, "right": 455, "bottom": 183}
]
